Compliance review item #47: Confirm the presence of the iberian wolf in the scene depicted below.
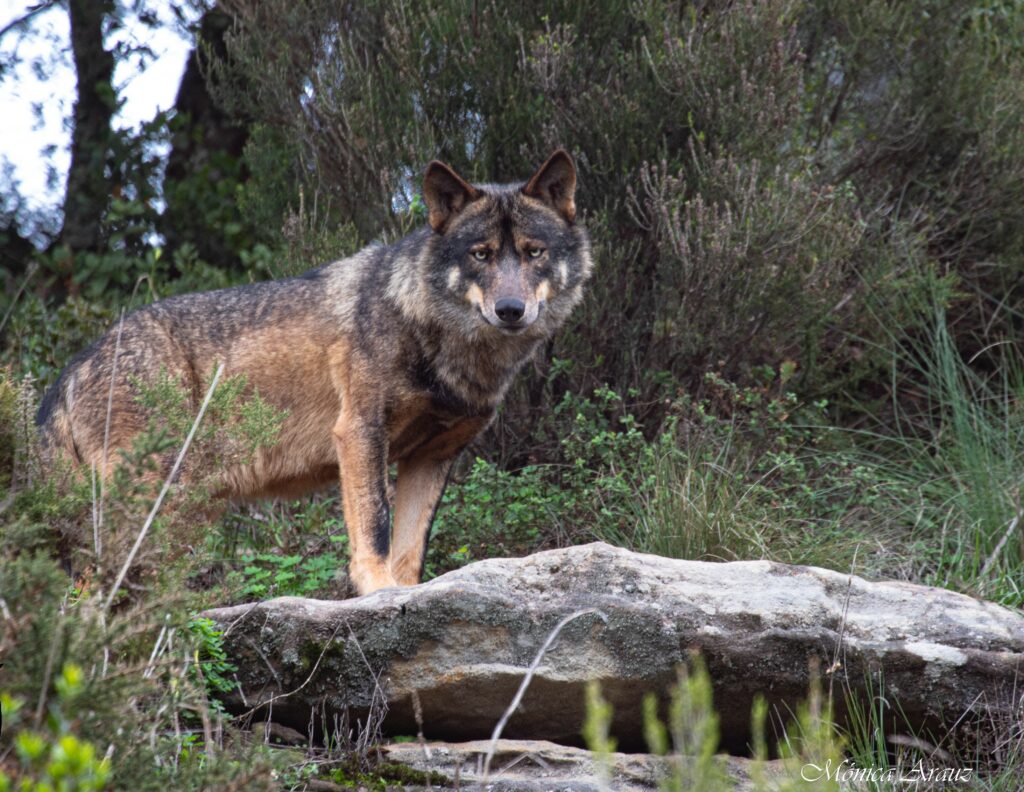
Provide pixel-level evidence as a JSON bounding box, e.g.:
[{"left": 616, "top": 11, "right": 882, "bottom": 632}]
[{"left": 38, "top": 150, "right": 592, "bottom": 594}]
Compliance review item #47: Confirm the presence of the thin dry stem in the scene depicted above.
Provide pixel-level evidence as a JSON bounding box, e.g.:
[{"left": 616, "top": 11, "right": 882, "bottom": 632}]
[
  {"left": 981, "top": 513, "right": 1021, "bottom": 578},
  {"left": 481, "top": 608, "right": 607, "bottom": 780},
  {"left": 104, "top": 362, "right": 225, "bottom": 612},
  {"left": 97, "top": 307, "right": 126, "bottom": 548},
  {"left": 33, "top": 592, "right": 68, "bottom": 728}
]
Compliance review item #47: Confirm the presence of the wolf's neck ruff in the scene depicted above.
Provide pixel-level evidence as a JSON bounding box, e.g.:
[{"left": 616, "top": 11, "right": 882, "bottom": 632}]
[{"left": 403, "top": 308, "right": 542, "bottom": 413}]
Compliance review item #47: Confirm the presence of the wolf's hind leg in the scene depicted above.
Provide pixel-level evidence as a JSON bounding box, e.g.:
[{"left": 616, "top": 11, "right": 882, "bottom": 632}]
[{"left": 391, "top": 455, "right": 453, "bottom": 586}]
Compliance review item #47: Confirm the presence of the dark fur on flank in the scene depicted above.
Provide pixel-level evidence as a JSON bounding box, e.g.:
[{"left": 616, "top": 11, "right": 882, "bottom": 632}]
[{"left": 38, "top": 150, "right": 592, "bottom": 594}]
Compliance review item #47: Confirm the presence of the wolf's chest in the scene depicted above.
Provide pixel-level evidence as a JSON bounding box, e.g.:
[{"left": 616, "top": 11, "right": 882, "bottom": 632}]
[
  {"left": 385, "top": 395, "right": 489, "bottom": 462},
  {"left": 386, "top": 396, "right": 457, "bottom": 460}
]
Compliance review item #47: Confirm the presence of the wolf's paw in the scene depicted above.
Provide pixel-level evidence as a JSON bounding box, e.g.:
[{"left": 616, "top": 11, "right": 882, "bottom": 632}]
[{"left": 349, "top": 559, "right": 399, "bottom": 596}]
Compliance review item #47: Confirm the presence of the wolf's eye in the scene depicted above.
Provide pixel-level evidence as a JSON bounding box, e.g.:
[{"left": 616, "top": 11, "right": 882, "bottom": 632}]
[
  {"left": 527, "top": 247, "right": 545, "bottom": 259},
  {"left": 471, "top": 249, "right": 489, "bottom": 262}
]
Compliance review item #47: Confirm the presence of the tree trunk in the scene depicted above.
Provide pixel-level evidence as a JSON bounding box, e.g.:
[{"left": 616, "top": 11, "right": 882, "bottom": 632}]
[
  {"left": 161, "top": 6, "right": 250, "bottom": 269},
  {"left": 60, "top": 0, "right": 115, "bottom": 255}
]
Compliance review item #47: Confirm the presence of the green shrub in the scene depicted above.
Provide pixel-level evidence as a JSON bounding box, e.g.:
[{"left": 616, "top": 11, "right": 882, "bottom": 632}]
[
  {"left": 186, "top": 617, "right": 238, "bottom": 706},
  {"left": 845, "top": 307, "right": 1024, "bottom": 606},
  {"left": 0, "top": 665, "right": 112, "bottom": 792},
  {"left": 583, "top": 654, "right": 845, "bottom": 791},
  {"left": 234, "top": 548, "right": 344, "bottom": 599},
  {"left": 646, "top": 656, "right": 733, "bottom": 791},
  {"left": 0, "top": 368, "right": 286, "bottom": 789}
]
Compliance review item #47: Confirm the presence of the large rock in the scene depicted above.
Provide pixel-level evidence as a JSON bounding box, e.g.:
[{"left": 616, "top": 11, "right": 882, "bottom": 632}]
[
  {"left": 204, "top": 543, "right": 1024, "bottom": 752},
  {"left": 268, "top": 739, "right": 788, "bottom": 791},
  {"left": 380, "top": 739, "right": 787, "bottom": 791}
]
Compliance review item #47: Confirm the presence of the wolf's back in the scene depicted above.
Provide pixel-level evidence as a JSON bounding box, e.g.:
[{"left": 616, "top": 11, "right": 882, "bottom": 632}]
[{"left": 33, "top": 259, "right": 358, "bottom": 471}]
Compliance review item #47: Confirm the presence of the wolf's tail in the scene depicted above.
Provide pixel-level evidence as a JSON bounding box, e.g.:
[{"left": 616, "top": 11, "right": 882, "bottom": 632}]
[{"left": 36, "top": 370, "right": 82, "bottom": 465}]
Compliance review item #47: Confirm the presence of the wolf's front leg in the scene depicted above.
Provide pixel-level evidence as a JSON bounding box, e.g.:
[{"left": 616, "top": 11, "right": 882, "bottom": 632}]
[
  {"left": 391, "top": 455, "right": 454, "bottom": 586},
  {"left": 332, "top": 411, "right": 397, "bottom": 595}
]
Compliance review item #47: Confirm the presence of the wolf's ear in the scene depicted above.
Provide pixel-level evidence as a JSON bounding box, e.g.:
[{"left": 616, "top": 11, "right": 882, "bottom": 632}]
[
  {"left": 423, "top": 161, "right": 480, "bottom": 232},
  {"left": 523, "top": 149, "right": 577, "bottom": 223}
]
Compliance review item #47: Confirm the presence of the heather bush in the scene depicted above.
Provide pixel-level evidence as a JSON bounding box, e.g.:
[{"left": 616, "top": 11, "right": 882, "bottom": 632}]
[{"left": 207, "top": 0, "right": 1024, "bottom": 452}]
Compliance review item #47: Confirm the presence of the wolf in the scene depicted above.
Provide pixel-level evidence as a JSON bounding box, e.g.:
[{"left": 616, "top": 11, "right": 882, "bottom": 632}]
[{"left": 37, "top": 150, "right": 592, "bottom": 595}]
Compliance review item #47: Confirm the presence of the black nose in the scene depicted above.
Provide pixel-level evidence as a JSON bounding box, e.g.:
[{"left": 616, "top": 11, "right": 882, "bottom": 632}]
[{"left": 494, "top": 297, "right": 526, "bottom": 323}]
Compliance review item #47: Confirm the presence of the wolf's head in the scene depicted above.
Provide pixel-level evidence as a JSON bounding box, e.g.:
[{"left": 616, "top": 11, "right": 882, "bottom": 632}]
[{"left": 417, "top": 150, "right": 592, "bottom": 340}]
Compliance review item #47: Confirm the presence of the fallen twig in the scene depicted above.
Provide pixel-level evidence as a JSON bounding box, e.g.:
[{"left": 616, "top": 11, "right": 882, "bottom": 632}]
[{"left": 981, "top": 512, "right": 1020, "bottom": 579}]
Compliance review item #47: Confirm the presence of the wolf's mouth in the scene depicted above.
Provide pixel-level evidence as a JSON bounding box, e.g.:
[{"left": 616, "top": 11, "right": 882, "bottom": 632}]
[
  {"left": 484, "top": 315, "right": 529, "bottom": 333},
  {"left": 478, "top": 302, "right": 545, "bottom": 334},
  {"left": 477, "top": 306, "right": 531, "bottom": 333}
]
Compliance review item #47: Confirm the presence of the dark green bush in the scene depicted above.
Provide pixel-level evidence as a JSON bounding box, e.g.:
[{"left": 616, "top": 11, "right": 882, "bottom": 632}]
[{"left": 204, "top": 0, "right": 1023, "bottom": 456}]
